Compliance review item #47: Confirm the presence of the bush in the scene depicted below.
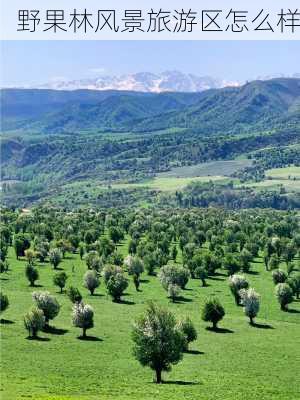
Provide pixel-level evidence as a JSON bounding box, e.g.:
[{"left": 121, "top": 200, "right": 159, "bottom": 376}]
[
  {"left": 272, "top": 269, "right": 288, "bottom": 285},
  {"left": 132, "top": 302, "right": 185, "bottom": 383},
  {"left": 228, "top": 274, "right": 249, "bottom": 305},
  {"left": 159, "top": 265, "right": 190, "bottom": 292},
  {"left": 223, "top": 254, "right": 240, "bottom": 276},
  {"left": 102, "top": 264, "right": 122, "bottom": 285},
  {"left": 287, "top": 273, "right": 300, "bottom": 299},
  {"left": 275, "top": 283, "right": 293, "bottom": 311},
  {"left": 32, "top": 291, "right": 60, "bottom": 325},
  {"left": 202, "top": 297, "right": 225, "bottom": 330},
  {"left": 195, "top": 266, "right": 208, "bottom": 286},
  {"left": 72, "top": 302, "right": 94, "bottom": 338},
  {"left": 49, "top": 248, "right": 62, "bottom": 269},
  {"left": 177, "top": 317, "right": 197, "bottom": 350},
  {"left": 25, "top": 263, "right": 39, "bottom": 286},
  {"left": 83, "top": 270, "right": 100, "bottom": 295},
  {"left": 168, "top": 284, "right": 180, "bottom": 303},
  {"left": 0, "top": 292, "right": 9, "bottom": 314},
  {"left": 126, "top": 256, "right": 144, "bottom": 277},
  {"left": 239, "top": 288, "right": 260, "bottom": 325},
  {"left": 84, "top": 251, "right": 102, "bottom": 271},
  {"left": 67, "top": 286, "right": 82, "bottom": 303},
  {"left": 53, "top": 271, "right": 68, "bottom": 293},
  {"left": 24, "top": 307, "right": 45, "bottom": 338},
  {"left": 106, "top": 272, "right": 128, "bottom": 302}
]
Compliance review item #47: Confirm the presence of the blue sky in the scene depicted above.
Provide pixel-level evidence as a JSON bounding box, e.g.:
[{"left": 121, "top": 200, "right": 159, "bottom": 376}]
[{"left": 1, "top": 40, "right": 300, "bottom": 86}]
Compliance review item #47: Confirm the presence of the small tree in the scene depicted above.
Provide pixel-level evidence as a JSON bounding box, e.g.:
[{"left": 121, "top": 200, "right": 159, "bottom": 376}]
[
  {"left": 83, "top": 270, "right": 100, "bottom": 295},
  {"left": 223, "top": 254, "right": 240, "bottom": 276},
  {"left": 202, "top": 297, "right": 225, "bottom": 330},
  {"left": 239, "top": 288, "right": 260, "bottom": 325},
  {"left": 84, "top": 251, "right": 102, "bottom": 271},
  {"left": 67, "top": 286, "right": 83, "bottom": 303},
  {"left": 32, "top": 291, "right": 60, "bottom": 326},
  {"left": 228, "top": 274, "right": 249, "bottom": 305},
  {"left": 25, "top": 263, "right": 39, "bottom": 287},
  {"left": 132, "top": 302, "right": 185, "bottom": 383},
  {"left": 24, "top": 249, "right": 36, "bottom": 265},
  {"left": 49, "top": 248, "right": 62, "bottom": 269},
  {"left": 72, "top": 302, "right": 94, "bottom": 338},
  {"left": 168, "top": 284, "right": 180, "bottom": 303},
  {"left": 126, "top": 256, "right": 144, "bottom": 278},
  {"left": 272, "top": 269, "right": 287, "bottom": 285},
  {"left": 0, "top": 292, "right": 9, "bottom": 314},
  {"left": 106, "top": 272, "right": 128, "bottom": 302},
  {"left": 53, "top": 271, "right": 68, "bottom": 293},
  {"left": 24, "top": 307, "right": 45, "bottom": 338},
  {"left": 133, "top": 274, "right": 140, "bottom": 292},
  {"left": 275, "top": 283, "right": 293, "bottom": 311},
  {"left": 287, "top": 273, "right": 300, "bottom": 299},
  {"left": 177, "top": 317, "right": 197, "bottom": 351},
  {"left": 195, "top": 266, "right": 208, "bottom": 287}
]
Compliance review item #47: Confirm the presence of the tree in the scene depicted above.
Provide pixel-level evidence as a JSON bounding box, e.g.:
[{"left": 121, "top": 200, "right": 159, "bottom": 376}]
[
  {"left": 132, "top": 302, "right": 185, "bottom": 383},
  {"left": 272, "top": 269, "right": 287, "bottom": 285},
  {"left": 49, "top": 248, "right": 62, "bottom": 269},
  {"left": 25, "top": 263, "right": 39, "bottom": 287},
  {"left": 126, "top": 256, "right": 144, "bottom": 278},
  {"left": 106, "top": 272, "right": 128, "bottom": 302},
  {"left": 168, "top": 284, "right": 180, "bottom": 303},
  {"left": 171, "top": 245, "right": 178, "bottom": 261},
  {"left": 32, "top": 291, "right": 60, "bottom": 326},
  {"left": 0, "top": 292, "right": 9, "bottom": 314},
  {"left": 239, "top": 288, "right": 260, "bottom": 325},
  {"left": 159, "top": 265, "right": 189, "bottom": 293},
  {"left": 223, "top": 254, "right": 240, "bottom": 276},
  {"left": 195, "top": 266, "right": 208, "bottom": 287},
  {"left": 72, "top": 302, "right": 94, "bottom": 338},
  {"left": 228, "top": 274, "right": 249, "bottom": 305},
  {"left": 13, "top": 234, "right": 30, "bottom": 259},
  {"left": 268, "top": 255, "right": 280, "bottom": 271},
  {"left": 84, "top": 251, "right": 102, "bottom": 271},
  {"left": 53, "top": 271, "right": 68, "bottom": 293},
  {"left": 202, "top": 297, "right": 225, "bottom": 330},
  {"left": 287, "top": 273, "right": 300, "bottom": 299},
  {"left": 177, "top": 317, "right": 197, "bottom": 351},
  {"left": 24, "top": 307, "right": 45, "bottom": 339},
  {"left": 24, "top": 249, "right": 36, "bottom": 265},
  {"left": 83, "top": 270, "right": 100, "bottom": 295},
  {"left": 275, "top": 283, "right": 293, "bottom": 311},
  {"left": 240, "top": 248, "right": 252, "bottom": 273},
  {"left": 35, "top": 241, "right": 49, "bottom": 263},
  {"left": 67, "top": 286, "right": 82, "bottom": 303},
  {"left": 133, "top": 274, "right": 140, "bottom": 291}
]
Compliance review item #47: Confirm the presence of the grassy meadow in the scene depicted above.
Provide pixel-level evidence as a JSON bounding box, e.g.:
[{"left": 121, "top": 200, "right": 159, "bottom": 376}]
[{"left": 1, "top": 242, "right": 300, "bottom": 400}]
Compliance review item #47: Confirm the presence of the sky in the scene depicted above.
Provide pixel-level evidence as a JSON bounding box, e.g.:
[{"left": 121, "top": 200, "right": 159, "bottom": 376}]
[{"left": 1, "top": 40, "right": 300, "bottom": 87}]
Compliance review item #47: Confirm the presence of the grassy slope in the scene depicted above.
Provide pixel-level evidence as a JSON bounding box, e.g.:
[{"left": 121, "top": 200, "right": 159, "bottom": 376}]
[{"left": 1, "top": 244, "right": 300, "bottom": 400}]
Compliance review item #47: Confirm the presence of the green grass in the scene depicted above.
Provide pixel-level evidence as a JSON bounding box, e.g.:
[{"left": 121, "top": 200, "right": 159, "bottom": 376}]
[
  {"left": 111, "top": 176, "right": 226, "bottom": 191},
  {"left": 265, "top": 166, "right": 300, "bottom": 180},
  {"left": 1, "top": 245, "right": 300, "bottom": 400}
]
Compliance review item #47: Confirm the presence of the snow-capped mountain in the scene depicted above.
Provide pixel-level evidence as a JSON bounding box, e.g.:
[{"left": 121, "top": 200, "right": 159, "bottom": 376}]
[{"left": 35, "top": 71, "right": 240, "bottom": 93}]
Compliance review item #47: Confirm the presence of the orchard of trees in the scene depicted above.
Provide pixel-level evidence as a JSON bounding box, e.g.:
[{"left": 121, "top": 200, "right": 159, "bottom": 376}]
[{"left": 1, "top": 205, "right": 300, "bottom": 383}]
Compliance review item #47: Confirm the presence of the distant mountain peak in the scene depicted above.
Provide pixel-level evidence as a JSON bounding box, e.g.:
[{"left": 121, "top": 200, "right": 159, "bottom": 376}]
[{"left": 34, "top": 70, "right": 241, "bottom": 93}]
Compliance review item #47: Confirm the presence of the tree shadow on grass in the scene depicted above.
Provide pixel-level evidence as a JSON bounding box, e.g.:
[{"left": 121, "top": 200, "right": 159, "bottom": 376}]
[
  {"left": 90, "top": 293, "right": 104, "bottom": 297},
  {"left": 0, "top": 319, "right": 14, "bottom": 325},
  {"left": 206, "top": 327, "right": 234, "bottom": 334},
  {"left": 174, "top": 296, "right": 192, "bottom": 304},
  {"left": 44, "top": 326, "right": 69, "bottom": 335},
  {"left": 78, "top": 336, "right": 103, "bottom": 341},
  {"left": 31, "top": 284, "right": 43, "bottom": 288},
  {"left": 162, "top": 380, "right": 200, "bottom": 386},
  {"left": 186, "top": 349, "right": 204, "bottom": 355},
  {"left": 26, "top": 336, "right": 50, "bottom": 342},
  {"left": 251, "top": 322, "right": 274, "bottom": 329},
  {"left": 287, "top": 308, "right": 300, "bottom": 314},
  {"left": 140, "top": 279, "right": 150, "bottom": 283},
  {"left": 117, "top": 299, "right": 135, "bottom": 305},
  {"left": 208, "top": 276, "right": 225, "bottom": 282},
  {"left": 246, "top": 270, "right": 259, "bottom": 275},
  {"left": 0, "top": 277, "right": 9, "bottom": 281}
]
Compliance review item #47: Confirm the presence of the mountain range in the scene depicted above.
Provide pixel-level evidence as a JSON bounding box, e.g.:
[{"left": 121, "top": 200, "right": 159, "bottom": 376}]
[{"left": 1, "top": 78, "right": 300, "bottom": 135}]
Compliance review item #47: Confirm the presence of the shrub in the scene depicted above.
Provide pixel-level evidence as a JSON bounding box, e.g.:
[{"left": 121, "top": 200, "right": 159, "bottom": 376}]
[
  {"left": 84, "top": 251, "right": 102, "bottom": 271},
  {"left": 102, "top": 264, "right": 122, "bottom": 285},
  {"left": 177, "top": 317, "right": 197, "bottom": 350},
  {"left": 223, "top": 254, "right": 240, "bottom": 276},
  {"left": 195, "top": 266, "right": 208, "bottom": 286},
  {"left": 168, "top": 284, "right": 180, "bottom": 303},
  {"left": 49, "top": 248, "right": 62, "bottom": 269},
  {"left": 239, "top": 288, "right": 260, "bottom": 325},
  {"left": 53, "top": 271, "right": 68, "bottom": 293},
  {"left": 275, "top": 283, "right": 293, "bottom": 311},
  {"left": 0, "top": 292, "right": 9, "bottom": 314},
  {"left": 287, "top": 273, "right": 300, "bottom": 299},
  {"left": 67, "top": 286, "right": 82, "bottom": 303},
  {"left": 202, "top": 297, "right": 225, "bottom": 330},
  {"left": 272, "top": 269, "right": 287, "bottom": 285},
  {"left": 24, "top": 307, "right": 45, "bottom": 338},
  {"left": 25, "top": 263, "right": 39, "bottom": 286},
  {"left": 132, "top": 302, "right": 185, "bottom": 383},
  {"left": 32, "top": 291, "right": 60, "bottom": 325},
  {"left": 72, "top": 302, "right": 94, "bottom": 338},
  {"left": 126, "top": 256, "right": 144, "bottom": 277},
  {"left": 228, "top": 274, "right": 249, "bottom": 305},
  {"left": 159, "top": 265, "right": 190, "bottom": 292},
  {"left": 106, "top": 272, "right": 128, "bottom": 302},
  {"left": 83, "top": 270, "right": 100, "bottom": 295}
]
